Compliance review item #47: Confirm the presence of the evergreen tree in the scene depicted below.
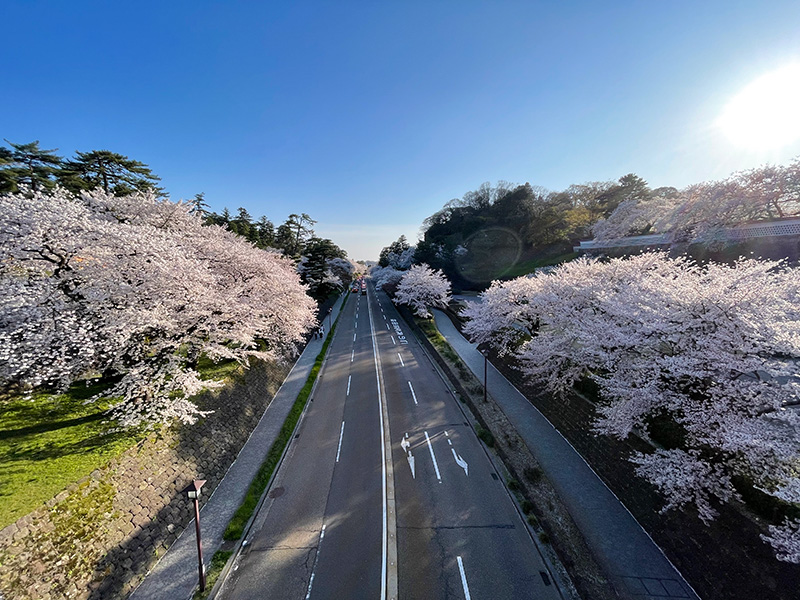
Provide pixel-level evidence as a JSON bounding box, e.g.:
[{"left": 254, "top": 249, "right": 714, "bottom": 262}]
[
  {"left": 256, "top": 216, "right": 275, "bottom": 248},
  {"left": 274, "top": 223, "right": 295, "bottom": 254},
  {"left": 300, "top": 237, "right": 348, "bottom": 299},
  {"left": 379, "top": 235, "right": 410, "bottom": 267},
  {"left": 233, "top": 207, "right": 253, "bottom": 240},
  {"left": 283, "top": 213, "right": 317, "bottom": 256},
  {"left": 0, "top": 146, "right": 14, "bottom": 193},
  {"left": 190, "top": 192, "right": 209, "bottom": 216},
  {"left": 58, "top": 150, "right": 163, "bottom": 196},
  {"left": 1, "top": 140, "right": 63, "bottom": 194}
]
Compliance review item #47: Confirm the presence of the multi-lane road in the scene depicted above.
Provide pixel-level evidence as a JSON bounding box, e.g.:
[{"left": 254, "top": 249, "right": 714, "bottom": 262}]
[{"left": 219, "top": 283, "right": 563, "bottom": 599}]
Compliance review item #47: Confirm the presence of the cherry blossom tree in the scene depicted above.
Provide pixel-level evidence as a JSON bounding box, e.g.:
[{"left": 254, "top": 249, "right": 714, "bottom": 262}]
[
  {"left": 370, "top": 265, "right": 405, "bottom": 294},
  {"left": 1, "top": 188, "right": 316, "bottom": 427},
  {"left": 592, "top": 159, "right": 800, "bottom": 244},
  {"left": 463, "top": 253, "right": 800, "bottom": 561},
  {"left": 394, "top": 264, "right": 452, "bottom": 318}
]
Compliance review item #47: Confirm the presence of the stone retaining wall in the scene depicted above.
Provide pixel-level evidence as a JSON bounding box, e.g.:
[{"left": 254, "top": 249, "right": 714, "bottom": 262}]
[{"left": 0, "top": 359, "right": 289, "bottom": 600}]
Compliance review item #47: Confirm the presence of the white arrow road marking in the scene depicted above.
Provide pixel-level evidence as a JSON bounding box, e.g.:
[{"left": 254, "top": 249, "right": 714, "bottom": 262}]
[
  {"left": 451, "top": 448, "right": 469, "bottom": 476},
  {"left": 457, "top": 556, "right": 472, "bottom": 600},
  {"left": 402, "top": 433, "right": 415, "bottom": 478},
  {"left": 336, "top": 421, "right": 345, "bottom": 463},
  {"left": 424, "top": 430, "right": 442, "bottom": 482},
  {"left": 407, "top": 381, "right": 418, "bottom": 405},
  {"left": 397, "top": 353, "right": 405, "bottom": 366}
]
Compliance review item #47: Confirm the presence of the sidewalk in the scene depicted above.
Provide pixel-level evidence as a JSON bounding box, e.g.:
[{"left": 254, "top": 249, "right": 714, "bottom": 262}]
[
  {"left": 432, "top": 309, "right": 701, "bottom": 600},
  {"left": 129, "top": 294, "right": 347, "bottom": 600}
]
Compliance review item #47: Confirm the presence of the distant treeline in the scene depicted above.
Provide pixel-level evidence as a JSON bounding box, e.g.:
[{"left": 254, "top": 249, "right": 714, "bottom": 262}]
[{"left": 412, "top": 174, "right": 666, "bottom": 288}]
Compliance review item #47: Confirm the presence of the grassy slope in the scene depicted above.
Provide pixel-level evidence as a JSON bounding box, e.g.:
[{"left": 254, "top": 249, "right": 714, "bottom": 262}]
[{"left": 0, "top": 359, "right": 241, "bottom": 529}]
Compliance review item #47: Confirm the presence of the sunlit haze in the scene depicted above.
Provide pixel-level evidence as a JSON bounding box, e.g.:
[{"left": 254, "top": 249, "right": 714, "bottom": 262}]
[
  {"left": 3, "top": 1, "right": 800, "bottom": 259},
  {"left": 717, "top": 63, "right": 800, "bottom": 149}
]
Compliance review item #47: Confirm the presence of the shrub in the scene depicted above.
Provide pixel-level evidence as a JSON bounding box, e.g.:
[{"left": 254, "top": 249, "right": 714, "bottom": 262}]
[
  {"left": 538, "top": 531, "right": 550, "bottom": 544},
  {"left": 524, "top": 466, "right": 542, "bottom": 483},
  {"left": 476, "top": 426, "right": 495, "bottom": 447}
]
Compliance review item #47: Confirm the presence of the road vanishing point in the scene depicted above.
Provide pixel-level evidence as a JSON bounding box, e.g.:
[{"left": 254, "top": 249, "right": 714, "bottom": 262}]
[{"left": 217, "top": 283, "right": 563, "bottom": 600}]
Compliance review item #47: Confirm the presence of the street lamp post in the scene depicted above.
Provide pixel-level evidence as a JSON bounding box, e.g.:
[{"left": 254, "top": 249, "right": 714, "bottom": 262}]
[
  {"left": 183, "top": 479, "right": 207, "bottom": 592},
  {"left": 482, "top": 350, "right": 488, "bottom": 403}
]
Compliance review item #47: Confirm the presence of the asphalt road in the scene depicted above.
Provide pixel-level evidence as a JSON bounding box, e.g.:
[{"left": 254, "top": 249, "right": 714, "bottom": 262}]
[{"left": 218, "top": 284, "right": 563, "bottom": 599}]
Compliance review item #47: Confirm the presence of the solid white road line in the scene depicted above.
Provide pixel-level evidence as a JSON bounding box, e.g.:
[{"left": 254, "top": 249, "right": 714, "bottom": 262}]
[
  {"left": 457, "top": 556, "right": 472, "bottom": 600},
  {"left": 305, "top": 525, "right": 327, "bottom": 599},
  {"left": 424, "top": 430, "right": 442, "bottom": 482},
  {"left": 336, "top": 421, "right": 345, "bottom": 463},
  {"left": 367, "top": 288, "right": 398, "bottom": 600},
  {"left": 408, "top": 381, "right": 418, "bottom": 405},
  {"left": 347, "top": 375, "right": 351, "bottom": 396},
  {"left": 397, "top": 353, "right": 404, "bottom": 366}
]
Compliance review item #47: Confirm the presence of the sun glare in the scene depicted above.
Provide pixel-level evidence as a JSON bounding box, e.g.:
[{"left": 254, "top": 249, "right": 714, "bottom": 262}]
[{"left": 717, "top": 63, "right": 800, "bottom": 149}]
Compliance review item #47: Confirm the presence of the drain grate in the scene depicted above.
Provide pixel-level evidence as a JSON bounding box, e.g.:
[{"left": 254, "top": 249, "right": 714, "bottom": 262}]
[
  {"left": 491, "top": 473, "right": 499, "bottom": 480},
  {"left": 539, "top": 571, "right": 551, "bottom": 586}
]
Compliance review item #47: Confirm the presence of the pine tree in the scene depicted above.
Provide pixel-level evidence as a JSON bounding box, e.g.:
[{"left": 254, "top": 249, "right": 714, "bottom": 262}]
[
  {"left": 1, "top": 140, "right": 63, "bottom": 194},
  {"left": 58, "top": 150, "right": 163, "bottom": 196},
  {"left": 190, "top": 192, "right": 209, "bottom": 216}
]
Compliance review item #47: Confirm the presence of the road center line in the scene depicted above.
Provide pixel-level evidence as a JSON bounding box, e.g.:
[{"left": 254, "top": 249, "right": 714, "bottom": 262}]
[
  {"left": 397, "top": 353, "right": 404, "bottom": 366},
  {"left": 424, "top": 430, "right": 442, "bottom": 482},
  {"left": 391, "top": 335, "right": 396, "bottom": 345},
  {"left": 457, "top": 556, "right": 472, "bottom": 600},
  {"left": 351, "top": 349, "right": 354, "bottom": 362},
  {"left": 336, "top": 421, "right": 345, "bottom": 463},
  {"left": 347, "top": 375, "right": 351, "bottom": 396},
  {"left": 305, "top": 525, "right": 327, "bottom": 600},
  {"left": 367, "top": 287, "right": 398, "bottom": 599},
  {"left": 354, "top": 333, "right": 357, "bottom": 342},
  {"left": 408, "top": 381, "right": 418, "bottom": 405}
]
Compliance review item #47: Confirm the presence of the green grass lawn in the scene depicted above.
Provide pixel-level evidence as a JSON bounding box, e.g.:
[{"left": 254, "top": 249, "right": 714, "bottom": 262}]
[
  {"left": 499, "top": 251, "right": 578, "bottom": 279},
  {"left": 0, "top": 358, "right": 242, "bottom": 529}
]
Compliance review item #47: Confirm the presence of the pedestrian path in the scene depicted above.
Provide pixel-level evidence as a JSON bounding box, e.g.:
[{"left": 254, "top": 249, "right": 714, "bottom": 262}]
[
  {"left": 129, "top": 294, "right": 347, "bottom": 600},
  {"left": 432, "top": 309, "right": 701, "bottom": 600}
]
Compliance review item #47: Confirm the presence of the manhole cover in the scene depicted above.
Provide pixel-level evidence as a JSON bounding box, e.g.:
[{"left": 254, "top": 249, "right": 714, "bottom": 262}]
[{"left": 269, "top": 486, "right": 285, "bottom": 499}]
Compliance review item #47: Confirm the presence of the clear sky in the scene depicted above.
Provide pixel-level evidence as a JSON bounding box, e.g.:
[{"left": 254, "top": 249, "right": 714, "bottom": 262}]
[{"left": 3, "top": 1, "right": 800, "bottom": 260}]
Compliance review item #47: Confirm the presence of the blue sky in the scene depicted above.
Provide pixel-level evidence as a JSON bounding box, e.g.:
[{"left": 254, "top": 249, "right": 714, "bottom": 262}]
[{"left": 3, "top": 1, "right": 800, "bottom": 260}]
